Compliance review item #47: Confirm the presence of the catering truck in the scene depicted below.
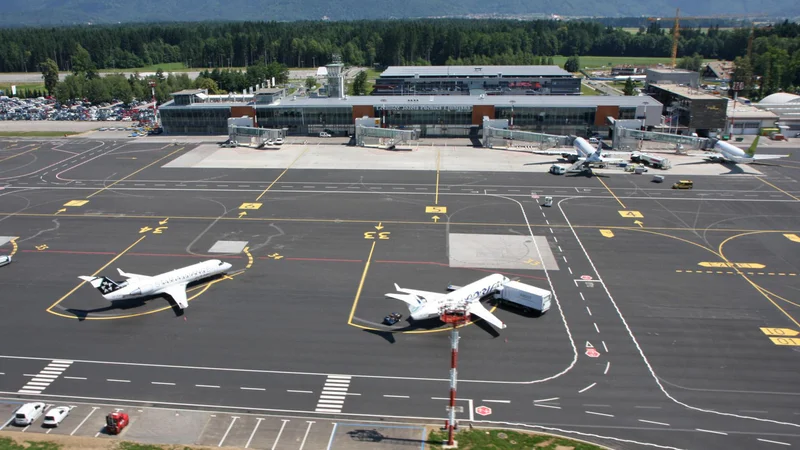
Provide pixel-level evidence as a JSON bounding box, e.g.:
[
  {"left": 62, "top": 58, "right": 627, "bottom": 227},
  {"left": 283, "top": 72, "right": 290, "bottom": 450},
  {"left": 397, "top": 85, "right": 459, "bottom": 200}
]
[{"left": 494, "top": 281, "right": 552, "bottom": 315}]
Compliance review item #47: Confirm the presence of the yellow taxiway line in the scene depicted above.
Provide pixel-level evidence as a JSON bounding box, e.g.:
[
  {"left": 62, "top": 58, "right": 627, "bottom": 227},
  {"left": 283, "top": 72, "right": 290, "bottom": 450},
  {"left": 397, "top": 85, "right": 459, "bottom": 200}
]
[
  {"left": 597, "top": 177, "right": 626, "bottom": 209},
  {"left": 86, "top": 146, "right": 185, "bottom": 199},
  {"left": 757, "top": 177, "right": 800, "bottom": 202},
  {"left": 348, "top": 241, "right": 377, "bottom": 324},
  {"left": 435, "top": 148, "right": 441, "bottom": 205},
  {"left": 0, "top": 146, "right": 39, "bottom": 163},
  {"left": 254, "top": 147, "right": 310, "bottom": 202}
]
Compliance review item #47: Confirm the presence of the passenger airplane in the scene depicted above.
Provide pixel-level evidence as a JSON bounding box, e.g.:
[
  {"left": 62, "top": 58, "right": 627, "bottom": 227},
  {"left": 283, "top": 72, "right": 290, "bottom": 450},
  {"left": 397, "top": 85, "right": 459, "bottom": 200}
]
[
  {"left": 706, "top": 136, "right": 788, "bottom": 164},
  {"left": 385, "top": 274, "right": 510, "bottom": 329},
  {"left": 79, "top": 259, "right": 232, "bottom": 309},
  {"left": 533, "top": 137, "right": 629, "bottom": 170}
]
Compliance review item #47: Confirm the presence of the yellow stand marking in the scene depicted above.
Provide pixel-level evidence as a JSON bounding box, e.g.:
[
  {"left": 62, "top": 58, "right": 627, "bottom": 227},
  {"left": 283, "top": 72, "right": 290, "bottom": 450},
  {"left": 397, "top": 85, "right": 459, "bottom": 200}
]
[
  {"left": 64, "top": 200, "right": 89, "bottom": 207},
  {"left": 46, "top": 235, "right": 147, "bottom": 312},
  {"left": 239, "top": 202, "right": 263, "bottom": 210},
  {"left": 87, "top": 146, "right": 185, "bottom": 198},
  {"left": 426, "top": 206, "right": 447, "bottom": 213},
  {"left": 600, "top": 229, "right": 614, "bottom": 238},
  {"left": 698, "top": 262, "right": 765, "bottom": 269},
  {"left": 769, "top": 337, "right": 800, "bottom": 346},
  {"left": 618, "top": 210, "right": 643, "bottom": 218},
  {"left": 760, "top": 328, "right": 799, "bottom": 337},
  {"left": 784, "top": 233, "right": 800, "bottom": 243},
  {"left": 9, "top": 238, "right": 18, "bottom": 257},
  {"left": 243, "top": 247, "right": 253, "bottom": 269}
]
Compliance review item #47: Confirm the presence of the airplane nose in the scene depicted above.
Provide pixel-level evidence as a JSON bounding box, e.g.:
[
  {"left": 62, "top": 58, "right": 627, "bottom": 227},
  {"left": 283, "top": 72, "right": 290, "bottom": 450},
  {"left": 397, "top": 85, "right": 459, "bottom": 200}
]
[{"left": 223, "top": 262, "right": 232, "bottom": 271}]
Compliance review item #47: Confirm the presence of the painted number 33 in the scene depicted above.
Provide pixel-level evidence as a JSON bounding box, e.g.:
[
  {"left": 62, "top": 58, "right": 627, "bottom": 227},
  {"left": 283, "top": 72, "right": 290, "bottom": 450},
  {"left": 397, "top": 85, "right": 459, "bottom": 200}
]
[{"left": 364, "top": 232, "right": 391, "bottom": 240}]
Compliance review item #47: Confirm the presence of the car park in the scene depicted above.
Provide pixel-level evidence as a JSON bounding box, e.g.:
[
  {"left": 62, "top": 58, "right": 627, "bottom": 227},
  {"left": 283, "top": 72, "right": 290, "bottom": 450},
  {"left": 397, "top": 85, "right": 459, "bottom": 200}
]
[
  {"left": 14, "top": 402, "right": 45, "bottom": 426},
  {"left": 42, "top": 406, "right": 72, "bottom": 427}
]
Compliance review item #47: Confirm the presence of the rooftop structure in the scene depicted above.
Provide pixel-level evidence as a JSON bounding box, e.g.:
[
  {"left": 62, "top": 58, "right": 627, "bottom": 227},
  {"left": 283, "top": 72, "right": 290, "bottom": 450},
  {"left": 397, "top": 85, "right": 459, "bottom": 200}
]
[
  {"left": 646, "top": 68, "right": 700, "bottom": 89},
  {"left": 647, "top": 83, "right": 727, "bottom": 135},
  {"left": 380, "top": 65, "right": 572, "bottom": 78},
  {"left": 703, "top": 61, "right": 735, "bottom": 81}
]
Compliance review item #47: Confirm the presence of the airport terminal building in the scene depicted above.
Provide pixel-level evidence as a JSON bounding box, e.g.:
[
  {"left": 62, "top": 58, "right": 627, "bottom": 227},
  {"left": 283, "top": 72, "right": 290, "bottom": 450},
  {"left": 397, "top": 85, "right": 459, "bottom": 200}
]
[
  {"left": 372, "top": 65, "right": 581, "bottom": 96},
  {"left": 159, "top": 89, "right": 662, "bottom": 138}
]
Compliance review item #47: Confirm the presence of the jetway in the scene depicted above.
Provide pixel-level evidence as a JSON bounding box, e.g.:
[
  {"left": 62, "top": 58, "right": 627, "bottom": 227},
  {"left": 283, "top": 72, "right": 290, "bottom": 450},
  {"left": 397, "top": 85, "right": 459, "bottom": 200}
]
[
  {"left": 227, "top": 125, "right": 286, "bottom": 148},
  {"left": 481, "top": 117, "right": 569, "bottom": 149},
  {"left": 354, "top": 116, "right": 417, "bottom": 149},
  {"left": 614, "top": 127, "right": 711, "bottom": 152}
]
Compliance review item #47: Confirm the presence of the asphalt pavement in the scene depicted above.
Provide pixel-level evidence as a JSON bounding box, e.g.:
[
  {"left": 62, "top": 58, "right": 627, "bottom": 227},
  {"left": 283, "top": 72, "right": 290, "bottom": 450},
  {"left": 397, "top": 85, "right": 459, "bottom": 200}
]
[{"left": 1, "top": 138, "right": 799, "bottom": 449}]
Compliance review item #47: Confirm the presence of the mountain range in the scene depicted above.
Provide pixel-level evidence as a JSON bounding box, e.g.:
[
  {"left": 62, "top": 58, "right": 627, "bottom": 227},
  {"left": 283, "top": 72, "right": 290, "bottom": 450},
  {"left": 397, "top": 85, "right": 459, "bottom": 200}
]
[{"left": 3, "top": 0, "right": 798, "bottom": 27}]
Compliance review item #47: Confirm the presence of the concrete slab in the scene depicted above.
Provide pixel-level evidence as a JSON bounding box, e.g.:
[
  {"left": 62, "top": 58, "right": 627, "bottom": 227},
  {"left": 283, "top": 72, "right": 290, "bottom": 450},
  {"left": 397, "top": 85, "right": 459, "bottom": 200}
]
[
  {"left": 0, "top": 236, "right": 15, "bottom": 247},
  {"left": 123, "top": 408, "right": 208, "bottom": 445},
  {"left": 448, "top": 234, "right": 558, "bottom": 270},
  {"left": 208, "top": 240, "right": 248, "bottom": 254}
]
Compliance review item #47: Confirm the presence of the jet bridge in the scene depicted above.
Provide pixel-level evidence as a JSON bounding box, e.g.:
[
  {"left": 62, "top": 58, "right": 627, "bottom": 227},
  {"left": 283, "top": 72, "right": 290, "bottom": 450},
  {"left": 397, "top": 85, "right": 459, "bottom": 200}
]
[
  {"left": 614, "top": 127, "right": 711, "bottom": 152},
  {"left": 354, "top": 116, "right": 417, "bottom": 149},
  {"left": 481, "top": 117, "right": 569, "bottom": 150},
  {"left": 227, "top": 125, "right": 285, "bottom": 148}
]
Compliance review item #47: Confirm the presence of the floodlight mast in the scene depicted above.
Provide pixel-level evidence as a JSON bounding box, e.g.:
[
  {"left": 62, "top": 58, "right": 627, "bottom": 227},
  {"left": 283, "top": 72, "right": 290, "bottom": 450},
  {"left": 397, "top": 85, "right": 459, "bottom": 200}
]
[{"left": 440, "top": 304, "right": 470, "bottom": 447}]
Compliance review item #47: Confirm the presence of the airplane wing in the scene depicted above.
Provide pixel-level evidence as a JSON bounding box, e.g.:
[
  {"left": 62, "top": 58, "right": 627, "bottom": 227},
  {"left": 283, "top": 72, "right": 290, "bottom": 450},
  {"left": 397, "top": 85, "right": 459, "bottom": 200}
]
[
  {"left": 117, "top": 268, "right": 152, "bottom": 281},
  {"left": 385, "top": 293, "right": 422, "bottom": 307},
  {"left": 753, "top": 154, "right": 790, "bottom": 160},
  {"left": 163, "top": 284, "right": 189, "bottom": 309},
  {"left": 393, "top": 284, "right": 446, "bottom": 301},
  {"left": 530, "top": 150, "right": 576, "bottom": 156},
  {"left": 467, "top": 302, "right": 507, "bottom": 329}
]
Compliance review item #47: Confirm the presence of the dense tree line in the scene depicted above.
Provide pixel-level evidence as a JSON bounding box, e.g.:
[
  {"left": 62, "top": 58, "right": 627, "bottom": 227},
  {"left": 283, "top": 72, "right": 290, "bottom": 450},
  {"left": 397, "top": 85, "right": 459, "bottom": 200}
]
[{"left": 2, "top": 19, "right": 799, "bottom": 74}]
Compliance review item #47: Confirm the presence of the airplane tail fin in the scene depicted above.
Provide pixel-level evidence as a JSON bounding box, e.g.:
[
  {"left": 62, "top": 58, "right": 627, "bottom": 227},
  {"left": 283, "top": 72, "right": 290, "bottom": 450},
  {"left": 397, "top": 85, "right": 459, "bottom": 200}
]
[
  {"left": 746, "top": 135, "right": 760, "bottom": 157},
  {"left": 78, "top": 275, "right": 124, "bottom": 296}
]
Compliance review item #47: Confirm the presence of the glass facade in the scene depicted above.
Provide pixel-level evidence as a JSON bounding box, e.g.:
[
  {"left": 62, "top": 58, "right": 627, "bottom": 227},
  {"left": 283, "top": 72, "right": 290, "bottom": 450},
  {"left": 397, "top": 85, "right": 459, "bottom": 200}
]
[
  {"left": 160, "top": 107, "right": 231, "bottom": 134},
  {"left": 377, "top": 107, "right": 472, "bottom": 128},
  {"left": 495, "top": 106, "right": 597, "bottom": 136},
  {"left": 256, "top": 106, "right": 352, "bottom": 134}
]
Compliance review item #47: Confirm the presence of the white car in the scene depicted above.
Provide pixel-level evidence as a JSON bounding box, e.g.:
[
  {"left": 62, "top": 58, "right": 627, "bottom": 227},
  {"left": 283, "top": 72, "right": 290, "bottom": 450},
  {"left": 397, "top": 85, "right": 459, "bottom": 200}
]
[
  {"left": 319, "top": 132, "right": 331, "bottom": 138},
  {"left": 42, "top": 406, "right": 72, "bottom": 427},
  {"left": 274, "top": 137, "right": 284, "bottom": 145},
  {"left": 0, "top": 255, "right": 11, "bottom": 267},
  {"left": 14, "top": 402, "right": 45, "bottom": 426}
]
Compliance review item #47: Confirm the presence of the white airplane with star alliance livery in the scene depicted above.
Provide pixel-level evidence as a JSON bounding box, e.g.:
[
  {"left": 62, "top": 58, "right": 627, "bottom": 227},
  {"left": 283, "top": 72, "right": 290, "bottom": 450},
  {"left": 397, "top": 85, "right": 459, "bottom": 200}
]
[
  {"left": 385, "top": 274, "right": 510, "bottom": 329},
  {"left": 79, "top": 259, "right": 232, "bottom": 309}
]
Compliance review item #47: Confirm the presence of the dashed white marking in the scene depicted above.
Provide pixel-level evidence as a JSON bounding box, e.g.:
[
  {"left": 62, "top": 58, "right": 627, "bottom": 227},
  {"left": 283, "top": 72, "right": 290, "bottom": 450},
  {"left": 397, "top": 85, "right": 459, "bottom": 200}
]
[
  {"left": 553, "top": 237, "right": 558, "bottom": 243},
  {"left": 482, "top": 399, "right": 511, "bottom": 404},
  {"left": 546, "top": 219, "right": 550, "bottom": 225},
  {"left": 534, "top": 404, "right": 561, "bottom": 409},
  {"left": 757, "top": 438, "right": 791, "bottom": 446},
  {"left": 635, "top": 406, "right": 662, "bottom": 409},
  {"left": 594, "top": 323, "right": 600, "bottom": 333},
  {"left": 561, "top": 252, "right": 565, "bottom": 259},
  {"left": 639, "top": 419, "right": 670, "bottom": 427},
  {"left": 568, "top": 267, "right": 573, "bottom": 275},
  {"left": 383, "top": 395, "right": 410, "bottom": 399},
  {"left": 107, "top": 379, "right": 130, "bottom": 383},
  {"left": 579, "top": 383, "right": 596, "bottom": 393},
  {"left": 579, "top": 292, "right": 585, "bottom": 301},
  {"left": 549, "top": 228, "right": 554, "bottom": 234},
  {"left": 585, "top": 411, "right": 614, "bottom": 417},
  {"left": 586, "top": 306, "right": 592, "bottom": 316},
  {"left": 241, "top": 387, "right": 266, "bottom": 391},
  {"left": 534, "top": 397, "right": 559, "bottom": 403},
  {"left": 196, "top": 384, "right": 220, "bottom": 388},
  {"left": 151, "top": 381, "right": 175, "bottom": 385},
  {"left": 604, "top": 361, "right": 610, "bottom": 375},
  {"left": 602, "top": 341, "right": 608, "bottom": 353},
  {"left": 287, "top": 390, "right": 313, "bottom": 394},
  {"left": 696, "top": 428, "right": 728, "bottom": 435}
]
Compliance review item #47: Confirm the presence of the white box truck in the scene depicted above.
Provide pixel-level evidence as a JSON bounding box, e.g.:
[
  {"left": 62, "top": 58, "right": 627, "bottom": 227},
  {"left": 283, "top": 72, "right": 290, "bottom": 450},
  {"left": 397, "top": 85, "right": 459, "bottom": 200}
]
[{"left": 494, "top": 281, "right": 551, "bottom": 315}]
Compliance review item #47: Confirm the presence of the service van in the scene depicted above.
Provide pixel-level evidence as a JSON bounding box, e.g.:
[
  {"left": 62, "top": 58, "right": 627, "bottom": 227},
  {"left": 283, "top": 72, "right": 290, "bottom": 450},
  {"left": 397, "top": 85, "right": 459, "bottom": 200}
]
[
  {"left": 14, "top": 402, "right": 45, "bottom": 426},
  {"left": 672, "top": 180, "right": 694, "bottom": 189},
  {"left": 549, "top": 165, "right": 566, "bottom": 175}
]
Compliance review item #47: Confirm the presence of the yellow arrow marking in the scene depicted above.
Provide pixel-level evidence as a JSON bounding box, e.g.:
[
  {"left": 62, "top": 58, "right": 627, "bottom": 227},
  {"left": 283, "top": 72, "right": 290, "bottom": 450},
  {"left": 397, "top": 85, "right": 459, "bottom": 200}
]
[
  {"left": 238, "top": 212, "right": 247, "bottom": 218},
  {"left": 600, "top": 229, "right": 614, "bottom": 238},
  {"left": 238, "top": 202, "right": 263, "bottom": 210},
  {"left": 432, "top": 215, "right": 440, "bottom": 223},
  {"left": 634, "top": 220, "right": 643, "bottom": 228},
  {"left": 784, "top": 233, "right": 800, "bottom": 243},
  {"left": 760, "top": 327, "right": 799, "bottom": 337},
  {"left": 54, "top": 208, "right": 66, "bottom": 215},
  {"left": 375, "top": 222, "right": 384, "bottom": 230},
  {"left": 159, "top": 218, "right": 169, "bottom": 225},
  {"left": 426, "top": 206, "right": 447, "bottom": 214}
]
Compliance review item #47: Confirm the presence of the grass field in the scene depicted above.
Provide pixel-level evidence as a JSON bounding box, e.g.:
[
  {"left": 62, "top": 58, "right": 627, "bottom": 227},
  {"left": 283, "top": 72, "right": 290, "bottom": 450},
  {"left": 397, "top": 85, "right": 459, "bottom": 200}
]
[
  {"left": 427, "top": 428, "right": 605, "bottom": 450},
  {"left": 0, "top": 131, "right": 80, "bottom": 137},
  {"left": 0, "top": 83, "right": 46, "bottom": 95},
  {"left": 97, "top": 62, "right": 189, "bottom": 73},
  {"left": 580, "top": 83, "right": 602, "bottom": 96}
]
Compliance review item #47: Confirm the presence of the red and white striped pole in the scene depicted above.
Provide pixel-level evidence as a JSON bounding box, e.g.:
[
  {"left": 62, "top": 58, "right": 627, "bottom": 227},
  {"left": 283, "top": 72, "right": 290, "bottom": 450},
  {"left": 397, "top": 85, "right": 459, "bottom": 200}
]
[{"left": 446, "top": 322, "right": 460, "bottom": 446}]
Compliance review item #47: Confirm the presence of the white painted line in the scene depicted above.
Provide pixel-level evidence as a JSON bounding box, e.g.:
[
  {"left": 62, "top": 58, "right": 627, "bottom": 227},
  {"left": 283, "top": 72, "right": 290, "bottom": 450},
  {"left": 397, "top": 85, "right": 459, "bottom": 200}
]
[
  {"left": 602, "top": 341, "right": 608, "bottom": 353},
  {"left": 39, "top": 371, "right": 64, "bottom": 376},
  {"left": 586, "top": 306, "right": 592, "bottom": 316},
  {"left": 151, "top": 382, "right": 175, "bottom": 386},
  {"left": 319, "top": 394, "right": 346, "bottom": 399},
  {"left": 324, "top": 383, "right": 351, "bottom": 388},
  {"left": 318, "top": 399, "right": 345, "bottom": 404},
  {"left": 549, "top": 228, "right": 554, "bottom": 234},
  {"left": 534, "top": 397, "right": 559, "bottom": 403},
  {"left": 25, "top": 382, "right": 51, "bottom": 387},
  {"left": 534, "top": 404, "right": 561, "bottom": 409},
  {"left": 33, "top": 374, "right": 59, "bottom": 379},
  {"left": 287, "top": 390, "right": 313, "bottom": 394},
  {"left": 31, "top": 378, "right": 55, "bottom": 383},
  {"left": 594, "top": 323, "right": 600, "bottom": 333},
  {"left": 299, "top": 421, "right": 315, "bottom": 450},
  {"left": 240, "top": 387, "right": 266, "bottom": 391},
  {"left": 107, "top": 379, "right": 130, "bottom": 383},
  {"left": 578, "top": 383, "right": 597, "bottom": 393},
  {"left": 321, "top": 386, "right": 348, "bottom": 391},
  {"left": 196, "top": 384, "right": 220, "bottom": 388},
  {"left": 757, "top": 438, "right": 791, "bottom": 446},
  {"left": 17, "top": 389, "right": 42, "bottom": 394},
  {"left": 638, "top": 419, "right": 670, "bottom": 427},
  {"left": 585, "top": 411, "right": 614, "bottom": 418},
  {"left": 245, "top": 418, "right": 264, "bottom": 448},
  {"left": 326, "top": 423, "right": 339, "bottom": 450},
  {"left": 315, "top": 408, "right": 341, "bottom": 413},
  {"left": 546, "top": 220, "right": 550, "bottom": 225},
  {"left": 383, "top": 395, "right": 410, "bottom": 399},
  {"left": 52, "top": 359, "right": 73, "bottom": 364},
  {"left": 63, "top": 376, "right": 86, "bottom": 380},
  {"left": 482, "top": 399, "right": 511, "bottom": 404},
  {"left": 218, "top": 416, "right": 240, "bottom": 447},
  {"left": 604, "top": 361, "right": 610, "bottom": 375},
  {"left": 568, "top": 267, "right": 573, "bottom": 274},
  {"left": 562, "top": 255, "right": 566, "bottom": 262},
  {"left": 696, "top": 428, "right": 728, "bottom": 435},
  {"left": 553, "top": 237, "right": 558, "bottom": 243},
  {"left": 579, "top": 292, "right": 585, "bottom": 301},
  {"left": 71, "top": 407, "right": 98, "bottom": 435},
  {"left": 635, "top": 406, "right": 662, "bottom": 409},
  {"left": 271, "top": 419, "right": 290, "bottom": 450},
  {"left": 344, "top": 393, "right": 361, "bottom": 396}
]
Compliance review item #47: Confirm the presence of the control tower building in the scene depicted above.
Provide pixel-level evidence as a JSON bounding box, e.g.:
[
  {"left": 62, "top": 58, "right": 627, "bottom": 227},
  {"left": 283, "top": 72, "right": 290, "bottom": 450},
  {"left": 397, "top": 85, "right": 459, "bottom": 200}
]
[{"left": 326, "top": 55, "right": 345, "bottom": 99}]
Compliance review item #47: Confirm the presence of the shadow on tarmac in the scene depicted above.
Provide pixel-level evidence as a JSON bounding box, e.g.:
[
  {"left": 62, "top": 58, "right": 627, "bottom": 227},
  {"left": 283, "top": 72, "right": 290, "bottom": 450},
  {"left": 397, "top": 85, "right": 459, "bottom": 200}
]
[{"left": 347, "top": 428, "right": 436, "bottom": 446}]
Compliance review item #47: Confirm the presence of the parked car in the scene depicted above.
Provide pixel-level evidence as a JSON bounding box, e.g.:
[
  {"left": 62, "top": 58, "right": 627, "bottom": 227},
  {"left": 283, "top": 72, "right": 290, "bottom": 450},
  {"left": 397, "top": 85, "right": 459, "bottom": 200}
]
[
  {"left": 0, "top": 255, "right": 11, "bottom": 267},
  {"left": 274, "top": 137, "right": 284, "bottom": 145},
  {"left": 383, "top": 312, "right": 403, "bottom": 325},
  {"left": 42, "top": 406, "right": 72, "bottom": 427},
  {"left": 14, "top": 402, "right": 45, "bottom": 426},
  {"left": 319, "top": 132, "right": 331, "bottom": 137}
]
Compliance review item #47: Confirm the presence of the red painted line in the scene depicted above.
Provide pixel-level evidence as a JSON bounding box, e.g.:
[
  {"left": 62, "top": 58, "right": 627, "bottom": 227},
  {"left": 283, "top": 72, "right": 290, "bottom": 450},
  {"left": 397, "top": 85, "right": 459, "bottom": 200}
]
[
  {"left": 21, "top": 249, "right": 243, "bottom": 259},
  {"left": 22, "top": 249, "right": 116, "bottom": 255}
]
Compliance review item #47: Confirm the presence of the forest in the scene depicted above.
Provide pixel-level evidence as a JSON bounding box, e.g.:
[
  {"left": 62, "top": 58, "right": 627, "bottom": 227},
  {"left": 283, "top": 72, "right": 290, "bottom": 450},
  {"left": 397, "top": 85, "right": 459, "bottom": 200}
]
[{"left": 3, "top": 19, "right": 800, "bottom": 100}]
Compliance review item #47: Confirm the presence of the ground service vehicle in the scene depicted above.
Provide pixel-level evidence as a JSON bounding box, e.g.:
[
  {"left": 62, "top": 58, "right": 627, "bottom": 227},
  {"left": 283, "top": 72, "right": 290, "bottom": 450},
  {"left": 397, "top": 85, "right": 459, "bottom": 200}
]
[
  {"left": 652, "top": 175, "right": 665, "bottom": 183},
  {"left": 0, "top": 255, "right": 11, "bottom": 267},
  {"left": 672, "top": 180, "right": 694, "bottom": 189},
  {"left": 14, "top": 402, "right": 45, "bottom": 426},
  {"left": 543, "top": 197, "right": 553, "bottom": 207},
  {"left": 494, "top": 281, "right": 551, "bottom": 314},
  {"left": 43, "top": 406, "right": 72, "bottom": 427},
  {"left": 105, "top": 412, "right": 129, "bottom": 434},
  {"left": 549, "top": 165, "right": 566, "bottom": 175}
]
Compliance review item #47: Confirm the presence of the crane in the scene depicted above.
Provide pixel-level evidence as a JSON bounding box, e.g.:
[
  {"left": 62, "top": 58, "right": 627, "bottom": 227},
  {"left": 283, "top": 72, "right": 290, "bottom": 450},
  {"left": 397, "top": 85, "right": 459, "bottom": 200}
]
[{"left": 670, "top": 8, "right": 680, "bottom": 67}]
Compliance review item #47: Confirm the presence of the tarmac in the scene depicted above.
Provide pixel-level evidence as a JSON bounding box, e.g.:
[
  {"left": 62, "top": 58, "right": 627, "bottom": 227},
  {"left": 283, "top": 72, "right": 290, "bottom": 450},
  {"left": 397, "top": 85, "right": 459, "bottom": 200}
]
[{"left": 0, "top": 137, "right": 799, "bottom": 450}]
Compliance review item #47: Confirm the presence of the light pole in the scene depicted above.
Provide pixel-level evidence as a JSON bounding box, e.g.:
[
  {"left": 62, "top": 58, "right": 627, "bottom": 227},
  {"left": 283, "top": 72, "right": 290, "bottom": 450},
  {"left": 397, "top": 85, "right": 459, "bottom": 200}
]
[
  {"left": 640, "top": 101, "right": 649, "bottom": 150},
  {"left": 509, "top": 99, "right": 516, "bottom": 130}
]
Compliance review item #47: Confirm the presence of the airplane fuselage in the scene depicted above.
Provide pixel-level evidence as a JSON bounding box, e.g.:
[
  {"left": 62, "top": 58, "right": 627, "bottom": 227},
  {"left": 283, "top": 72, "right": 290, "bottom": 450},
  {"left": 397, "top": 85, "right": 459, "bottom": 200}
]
[
  {"left": 408, "top": 274, "right": 509, "bottom": 321},
  {"left": 713, "top": 140, "right": 753, "bottom": 164},
  {"left": 103, "top": 260, "right": 231, "bottom": 301}
]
